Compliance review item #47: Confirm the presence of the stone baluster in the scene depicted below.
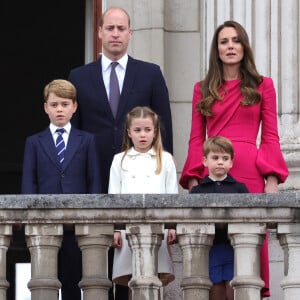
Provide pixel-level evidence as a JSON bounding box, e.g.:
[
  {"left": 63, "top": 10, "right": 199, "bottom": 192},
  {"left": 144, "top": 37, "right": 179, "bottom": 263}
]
[
  {"left": 177, "top": 223, "right": 214, "bottom": 300},
  {"left": 127, "top": 224, "right": 164, "bottom": 300},
  {"left": 76, "top": 224, "right": 113, "bottom": 300},
  {"left": 278, "top": 223, "right": 300, "bottom": 300},
  {"left": 0, "top": 225, "right": 12, "bottom": 300},
  {"left": 229, "top": 223, "right": 265, "bottom": 300},
  {"left": 25, "top": 224, "right": 63, "bottom": 300}
]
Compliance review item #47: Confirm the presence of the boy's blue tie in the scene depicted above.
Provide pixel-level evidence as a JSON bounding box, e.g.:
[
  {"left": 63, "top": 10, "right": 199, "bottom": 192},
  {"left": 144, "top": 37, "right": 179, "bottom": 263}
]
[
  {"left": 55, "top": 128, "right": 65, "bottom": 164},
  {"left": 109, "top": 62, "right": 120, "bottom": 118}
]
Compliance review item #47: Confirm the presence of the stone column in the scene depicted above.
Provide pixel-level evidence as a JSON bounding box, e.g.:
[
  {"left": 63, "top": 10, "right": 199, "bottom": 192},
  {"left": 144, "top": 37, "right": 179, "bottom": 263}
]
[
  {"left": 0, "top": 225, "right": 12, "bottom": 300},
  {"left": 76, "top": 224, "right": 113, "bottom": 300},
  {"left": 177, "top": 223, "right": 214, "bottom": 300},
  {"left": 278, "top": 224, "right": 300, "bottom": 300},
  {"left": 25, "top": 224, "right": 63, "bottom": 300},
  {"left": 127, "top": 224, "right": 164, "bottom": 300},
  {"left": 229, "top": 223, "right": 265, "bottom": 300}
]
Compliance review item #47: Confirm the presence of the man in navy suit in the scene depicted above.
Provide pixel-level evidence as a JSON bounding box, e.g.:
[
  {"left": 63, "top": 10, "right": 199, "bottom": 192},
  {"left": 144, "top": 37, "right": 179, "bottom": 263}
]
[
  {"left": 68, "top": 7, "right": 173, "bottom": 299},
  {"left": 69, "top": 6, "right": 173, "bottom": 193},
  {"left": 21, "top": 79, "right": 101, "bottom": 300},
  {"left": 68, "top": 7, "right": 173, "bottom": 300}
]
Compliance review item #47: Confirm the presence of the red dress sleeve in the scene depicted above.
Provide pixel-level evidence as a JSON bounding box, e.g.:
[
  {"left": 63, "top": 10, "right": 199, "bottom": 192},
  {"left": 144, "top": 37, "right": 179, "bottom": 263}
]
[
  {"left": 256, "top": 77, "right": 289, "bottom": 183},
  {"left": 179, "top": 82, "right": 207, "bottom": 189}
]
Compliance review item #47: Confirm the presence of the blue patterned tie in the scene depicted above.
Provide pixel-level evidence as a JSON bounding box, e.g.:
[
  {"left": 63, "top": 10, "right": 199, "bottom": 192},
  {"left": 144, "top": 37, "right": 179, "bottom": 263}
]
[
  {"left": 55, "top": 128, "right": 65, "bottom": 164},
  {"left": 109, "top": 62, "right": 120, "bottom": 118}
]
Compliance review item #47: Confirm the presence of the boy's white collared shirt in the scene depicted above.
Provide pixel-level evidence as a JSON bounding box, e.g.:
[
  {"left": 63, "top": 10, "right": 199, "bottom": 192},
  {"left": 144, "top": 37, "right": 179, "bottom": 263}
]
[{"left": 49, "top": 122, "right": 71, "bottom": 147}]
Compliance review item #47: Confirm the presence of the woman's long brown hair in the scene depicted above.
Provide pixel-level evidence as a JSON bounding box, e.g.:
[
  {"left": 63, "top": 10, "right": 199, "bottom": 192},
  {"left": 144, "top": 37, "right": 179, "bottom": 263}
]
[{"left": 197, "top": 20, "right": 263, "bottom": 116}]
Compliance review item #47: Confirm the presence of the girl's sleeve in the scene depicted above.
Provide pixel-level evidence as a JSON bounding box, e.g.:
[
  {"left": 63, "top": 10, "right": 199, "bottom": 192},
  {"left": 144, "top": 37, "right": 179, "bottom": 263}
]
[
  {"left": 108, "top": 155, "right": 122, "bottom": 194},
  {"left": 179, "top": 82, "right": 207, "bottom": 189},
  {"left": 256, "top": 77, "right": 289, "bottom": 183},
  {"left": 165, "top": 153, "right": 179, "bottom": 193}
]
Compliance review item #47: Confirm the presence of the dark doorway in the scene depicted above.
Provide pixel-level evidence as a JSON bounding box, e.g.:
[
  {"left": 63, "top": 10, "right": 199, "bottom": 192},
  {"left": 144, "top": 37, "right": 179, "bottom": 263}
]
[
  {"left": 1, "top": 0, "right": 86, "bottom": 195},
  {"left": 1, "top": 1, "right": 86, "bottom": 299}
]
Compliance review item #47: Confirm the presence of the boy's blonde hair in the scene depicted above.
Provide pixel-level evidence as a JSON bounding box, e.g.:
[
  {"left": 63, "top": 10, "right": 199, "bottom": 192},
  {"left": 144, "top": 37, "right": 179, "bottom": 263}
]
[
  {"left": 122, "top": 106, "right": 163, "bottom": 174},
  {"left": 43, "top": 79, "right": 77, "bottom": 103},
  {"left": 203, "top": 136, "right": 234, "bottom": 159}
]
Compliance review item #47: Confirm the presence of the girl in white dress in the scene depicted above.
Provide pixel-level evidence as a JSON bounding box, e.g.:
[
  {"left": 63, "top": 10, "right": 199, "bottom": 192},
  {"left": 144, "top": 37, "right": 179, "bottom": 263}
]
[{"left": 108, "top": 106, "right": 178, "bottom": 298}]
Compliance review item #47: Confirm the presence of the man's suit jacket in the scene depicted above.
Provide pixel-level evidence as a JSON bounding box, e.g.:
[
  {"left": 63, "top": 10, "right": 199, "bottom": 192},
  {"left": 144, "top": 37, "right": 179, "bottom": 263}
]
[
  {"left": 68, "top": 55, "right": 173, "bottom": 192},
  {"left": 21, "top": 126, "right": 101, "bottom": 194}
]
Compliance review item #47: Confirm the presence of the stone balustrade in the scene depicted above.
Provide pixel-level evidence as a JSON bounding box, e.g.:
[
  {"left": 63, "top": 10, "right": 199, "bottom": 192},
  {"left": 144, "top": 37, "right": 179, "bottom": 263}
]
[{"left": 0, "top": 193, "right": 299, "bottom": 300}]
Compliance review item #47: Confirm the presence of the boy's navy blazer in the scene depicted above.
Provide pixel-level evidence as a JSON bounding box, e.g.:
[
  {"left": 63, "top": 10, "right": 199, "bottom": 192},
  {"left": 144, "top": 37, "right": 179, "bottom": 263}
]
[
  {"left": 68, "top": 55, "right": 173, "bottom": 191},
  {"left": 21, "top": 126, "right": 101, "bottom": 194},
  {"left": 190, "top": 174, "right": 248, "bottom": 194}
]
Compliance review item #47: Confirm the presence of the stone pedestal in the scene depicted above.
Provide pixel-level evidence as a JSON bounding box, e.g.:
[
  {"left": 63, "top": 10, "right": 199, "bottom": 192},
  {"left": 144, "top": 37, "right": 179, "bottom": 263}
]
[
  {"left": 278, "top": 224, "right": 300, "bottom": 300},
  {"left": 0, "top": 225, "right": 12, "bottom": 300},
  {"left": 229, "top": 223, "right": 265, "bottom": 300},
  {"left": 25, "top": 224, "right": 63, "bottom": 300},
  {"left": 127, "top": 224, "right": 164, "bottom": 300},
  {"left": 177, "top": 223, "right": 214, "bottom": 300},
  {"left": 76, "top": 224, "right": 113, "bottom": 300}
]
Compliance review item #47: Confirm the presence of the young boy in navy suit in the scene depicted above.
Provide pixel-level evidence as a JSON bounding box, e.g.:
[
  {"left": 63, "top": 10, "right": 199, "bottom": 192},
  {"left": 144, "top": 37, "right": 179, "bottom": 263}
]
[
  {"left": 22, "top": 79, "right": 101, "bottom": 300},
  {"left": 190, "top": 136, "right": 248, "bottom": 300}
]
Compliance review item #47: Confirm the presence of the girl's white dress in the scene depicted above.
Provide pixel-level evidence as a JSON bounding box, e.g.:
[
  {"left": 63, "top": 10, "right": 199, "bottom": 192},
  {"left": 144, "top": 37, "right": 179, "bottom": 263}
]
[{"left": 108, "top": 147, "right": 178, "bottom": 286}]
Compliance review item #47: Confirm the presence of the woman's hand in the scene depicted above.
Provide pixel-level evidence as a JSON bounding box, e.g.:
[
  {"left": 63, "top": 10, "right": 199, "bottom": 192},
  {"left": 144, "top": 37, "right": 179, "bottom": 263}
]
[
  {"left": 113, "top": 231, "right": 123, "bottom": 248},
  {"left": 264, "top": 175, "right": 279, "bottom": 193},
  {"left": 167, "top": 229, "right": 177, "bottom": 244},
  {"left": 188, "top": 177, "right": 199, "bottom": 191}
]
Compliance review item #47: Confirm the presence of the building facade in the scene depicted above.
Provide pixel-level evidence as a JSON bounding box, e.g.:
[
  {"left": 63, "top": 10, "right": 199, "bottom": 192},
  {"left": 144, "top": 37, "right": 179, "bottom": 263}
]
[
  {"left": 96, "top": 1, "right": 300, "bottom": 299},
  {"left": 99, "top": 0, "right": 299, "bottom": 193}
]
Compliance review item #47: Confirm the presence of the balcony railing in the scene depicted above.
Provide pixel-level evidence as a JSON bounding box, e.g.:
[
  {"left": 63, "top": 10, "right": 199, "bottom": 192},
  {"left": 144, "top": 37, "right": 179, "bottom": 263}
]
[{"left": 0, "top": 193, "right": 299, "bottom": 300}]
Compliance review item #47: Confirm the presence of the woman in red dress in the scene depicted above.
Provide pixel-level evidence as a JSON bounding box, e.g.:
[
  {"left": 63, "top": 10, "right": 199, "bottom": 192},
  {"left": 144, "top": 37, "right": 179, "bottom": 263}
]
[{"left": 180, "top": 20, "right": 289, "bottom": 298}]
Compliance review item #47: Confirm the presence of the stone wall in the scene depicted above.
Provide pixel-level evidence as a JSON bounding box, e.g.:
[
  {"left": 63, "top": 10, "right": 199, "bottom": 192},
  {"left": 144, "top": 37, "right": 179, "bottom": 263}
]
[{"left": 105, "top": 0, "right": 300, "bottom": 192}]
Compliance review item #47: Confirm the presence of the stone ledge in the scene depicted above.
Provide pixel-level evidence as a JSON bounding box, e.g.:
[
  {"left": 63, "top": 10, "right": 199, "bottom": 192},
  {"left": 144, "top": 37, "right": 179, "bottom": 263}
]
[{"left": 0, "top": 192, "right": 299, "bottom": 208}]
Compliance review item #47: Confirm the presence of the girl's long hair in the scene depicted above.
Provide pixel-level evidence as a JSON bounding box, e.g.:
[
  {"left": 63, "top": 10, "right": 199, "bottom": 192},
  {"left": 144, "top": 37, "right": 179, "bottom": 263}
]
[
  {"left": 197, "top": 20, "right": 263, "bottom": 116},
  {"left": 121, "top": 106, "right": 163, "bottom": 174}
]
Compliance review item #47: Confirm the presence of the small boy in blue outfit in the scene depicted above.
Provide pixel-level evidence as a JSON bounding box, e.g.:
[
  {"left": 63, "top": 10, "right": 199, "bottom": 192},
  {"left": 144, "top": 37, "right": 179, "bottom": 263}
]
[
  {"left": 21, "top": 79, "right": 101, "bottom": 300},
  {"left": 190, "top": 136, "right": 248, "bottom": 300}
]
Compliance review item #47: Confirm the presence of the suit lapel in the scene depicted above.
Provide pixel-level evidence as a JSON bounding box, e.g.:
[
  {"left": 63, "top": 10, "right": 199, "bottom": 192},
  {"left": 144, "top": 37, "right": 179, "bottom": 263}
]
[
  {"left": 116, "top": 56, "right": 137, "bottom": 120},
  {"left": 62, "top": 127, "right": 82, "bottom": 171},
  {"left": 92, "top": 58, "right": 114, "bottom": 119},
  {"left": 94, "top": 58, "right": 109, "bottom": 100},
  {"left": 39, "top": 128, "right": 61, "bottom": 169}
]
